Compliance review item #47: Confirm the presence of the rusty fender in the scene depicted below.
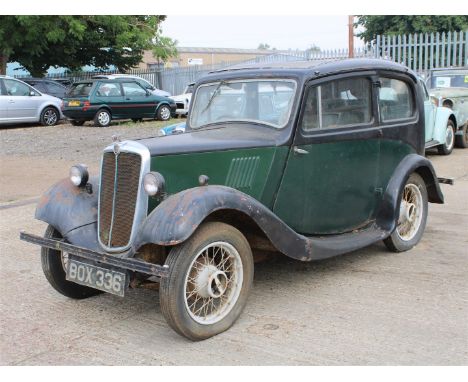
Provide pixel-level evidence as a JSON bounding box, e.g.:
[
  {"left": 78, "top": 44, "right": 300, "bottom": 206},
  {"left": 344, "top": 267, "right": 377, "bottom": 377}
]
[
  {"left": 35, "top": 177, "right": 100, "bottom": 250},
  {"left": 376, "top": 153, "right": 444, "bottom": 233}
]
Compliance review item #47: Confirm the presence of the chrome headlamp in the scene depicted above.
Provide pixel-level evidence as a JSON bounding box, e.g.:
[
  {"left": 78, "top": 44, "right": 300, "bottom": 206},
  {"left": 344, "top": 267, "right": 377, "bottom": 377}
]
[
  {"left": 69, "top": 164, "right": 89, "bottom": 187},
  {"left": 143, "top": 172, "right": 165, "bottom": 197}
]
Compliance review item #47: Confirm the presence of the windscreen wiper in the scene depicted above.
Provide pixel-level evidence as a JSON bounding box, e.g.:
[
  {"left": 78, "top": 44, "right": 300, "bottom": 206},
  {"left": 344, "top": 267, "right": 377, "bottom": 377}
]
[{"left": 202, "top": 80, "right": 227, "bottom": 113}]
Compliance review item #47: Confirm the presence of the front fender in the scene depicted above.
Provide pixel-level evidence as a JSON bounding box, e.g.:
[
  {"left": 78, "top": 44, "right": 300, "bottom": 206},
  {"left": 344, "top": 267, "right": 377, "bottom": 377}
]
[
  {"left": 434, "top": 107, "right": 456, "bottom": 144},
  {"left": 376, "top": 154, "right": 444, "bottom": 232},
  {"left": 133, "top": 186, "right": 303, "bottom": 253},
  {"left": 35, "top": 176, "right": 99, "bottom": 236}
]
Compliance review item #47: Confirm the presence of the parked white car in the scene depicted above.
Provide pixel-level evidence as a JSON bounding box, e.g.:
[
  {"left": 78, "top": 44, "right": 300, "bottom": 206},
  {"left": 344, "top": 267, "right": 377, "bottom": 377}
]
[
  {"left": 92, "top": 74, "right": 171, "bottom": 97},
  {"left": 169, "top": 82, "right": 194, "bottom": 116},
  {"left": 0, "top": 75, "right": 63, "bottom": 126}
]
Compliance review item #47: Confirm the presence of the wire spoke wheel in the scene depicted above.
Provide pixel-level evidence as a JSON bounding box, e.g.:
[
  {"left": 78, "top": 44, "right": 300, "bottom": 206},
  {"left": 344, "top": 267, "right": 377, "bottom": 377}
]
[
  {"left": 397, "top": 183, "right": 423, "bottom": 241},
  {"left": 184, "top": 242, "right": 243, "bottom": 325}
]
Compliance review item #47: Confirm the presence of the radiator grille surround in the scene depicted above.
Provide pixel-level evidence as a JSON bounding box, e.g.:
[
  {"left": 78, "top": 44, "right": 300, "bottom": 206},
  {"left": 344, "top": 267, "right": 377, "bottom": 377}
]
[{"left": 98, "top": 141, "right": 150, "bottom": 252}]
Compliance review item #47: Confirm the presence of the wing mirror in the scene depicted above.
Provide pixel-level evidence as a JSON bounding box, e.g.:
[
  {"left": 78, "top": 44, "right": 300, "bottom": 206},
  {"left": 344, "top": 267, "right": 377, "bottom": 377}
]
[
  {"left": 29, "top": 90, "right": 38, "bottom": 96},
  {"left": 146, "top": 90, "right": 151, "bottom": 96}
]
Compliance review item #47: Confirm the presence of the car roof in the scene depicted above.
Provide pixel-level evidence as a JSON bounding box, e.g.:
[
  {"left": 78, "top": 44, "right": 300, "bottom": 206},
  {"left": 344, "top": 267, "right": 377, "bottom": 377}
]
[
  {"left": 200, "top": 58, "right": 418, "bottom": 83},
  {"left": 73, "top": 78, "right": 140, "bottom": 84}
]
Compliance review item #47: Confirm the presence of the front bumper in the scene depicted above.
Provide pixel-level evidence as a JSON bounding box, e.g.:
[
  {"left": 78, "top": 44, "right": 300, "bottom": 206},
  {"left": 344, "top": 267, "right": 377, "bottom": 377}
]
[{"left": 20, "top": 232, "right": 169, "bottom": 278}]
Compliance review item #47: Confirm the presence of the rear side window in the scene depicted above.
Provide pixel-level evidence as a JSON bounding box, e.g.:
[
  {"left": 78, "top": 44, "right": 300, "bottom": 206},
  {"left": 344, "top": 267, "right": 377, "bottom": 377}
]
[
  {"left": 4, "top": 79, "right": 31, "bottom": 96},
  {"left": 302, "top": 77, "right": 372, "bottom": 130},
  {"left": 30, "top": 82, "right": 47, "bottom": 93},
  {"left": 46, "top": 81, "right": 65, "bottom": 93},
  {"left": 378, "top": 78, "right": 414, "bottom": 121},
  {"left": 96, "top": 82, "right": 122, "bottom": 97},
  {"left": 69, "top": 83, "right": 93, "bottom": 97}
]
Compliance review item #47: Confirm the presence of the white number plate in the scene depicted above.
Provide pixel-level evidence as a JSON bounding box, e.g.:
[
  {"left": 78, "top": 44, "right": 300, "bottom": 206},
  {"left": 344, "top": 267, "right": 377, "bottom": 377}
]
[{"left": 66, "top": 259, "right": 126, "bottom": 297}]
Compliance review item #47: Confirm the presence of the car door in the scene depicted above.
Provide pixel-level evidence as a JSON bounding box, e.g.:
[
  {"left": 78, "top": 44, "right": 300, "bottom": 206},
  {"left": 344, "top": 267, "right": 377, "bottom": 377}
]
[
  {"left": 122, "top": 82, "right": 156, "bottom": 118},
  {"left": 273, "top": 73, "right": 381, "bottom": 235},
  {"left": 3, "top": 78, "right": 42, "bottom": 122},
  {"left": 0, "top": 79, "right": 8, "bottom": 122},
  {"left": 93, "top": 82, "right": 125, "bottom": 118}
]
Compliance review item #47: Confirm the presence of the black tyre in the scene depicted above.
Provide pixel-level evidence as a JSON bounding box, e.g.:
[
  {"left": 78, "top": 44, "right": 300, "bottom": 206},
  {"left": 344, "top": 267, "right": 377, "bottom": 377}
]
[
  {"left": 40, "top": 106, "right": 59, "bottom": 126},
  {"left": 455, "top": 123, "right": 468, "bottom": 148},
  {"left": 437, "top": 120, "right": 455, "bottom": 155},
  {"left": 160, "top": 222, "right": 254, "bottom": 341},
  {"left": 156, "top": 104, "right": 171, "bottom": 121},
  {"left": 70, "top": 120, "right": 85, "bottom": 126},
  {"left": 41, "top": 225, "right": 101, "bottom": 299},
  {"left": 383, "top": 173, "right": 428, "bottom": 252},
  {"left": 93, "top": 109, "right": 111, "bottom": 127}
]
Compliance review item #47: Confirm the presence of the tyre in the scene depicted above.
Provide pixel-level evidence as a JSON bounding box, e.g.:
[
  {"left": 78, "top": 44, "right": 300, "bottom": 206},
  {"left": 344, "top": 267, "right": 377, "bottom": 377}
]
[
  {"left": 437, "top": 120, "right": 455, "bottom": 155},
  {"left": 160, "top": 222, "right": 254, "bottom": 341},
  {"left": 93, "top": 109, "right": 111, "bottom": 127},
  {"left": 40, "top": 106, "right": 59, "bottom": 126},
  {"left": 156, "top": 104, "right": 171, "bottom": 121},
  {"left": 455, "top": 123, "right": 468, "bottom": 148},
  {"left": 383, "top": 173, "right": 428, "bottom": 252},
  {"left": 70, "top": 120, "right": 85, "bottom": 126},
  {"left": 41, "top": 225, "right": 101, "bottom": 299}
]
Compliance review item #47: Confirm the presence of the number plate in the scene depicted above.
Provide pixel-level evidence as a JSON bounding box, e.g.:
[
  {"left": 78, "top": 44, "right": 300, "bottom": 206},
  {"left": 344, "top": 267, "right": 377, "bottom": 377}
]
[
  {"left": 66, "top": 259, "right": 126, "bottom": 297},
  {"left": 68, "top": 100, "right": 80, "bottom": 107}
]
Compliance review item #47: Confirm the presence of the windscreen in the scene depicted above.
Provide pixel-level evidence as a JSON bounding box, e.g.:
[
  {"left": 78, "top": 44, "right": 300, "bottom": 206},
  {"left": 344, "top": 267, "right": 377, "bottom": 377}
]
[
  {"left": 430, "top": 73, "right": 468, "bottom": 88},
  {"left": 190, "top": 79, "right": 297, "bottom": 129}
]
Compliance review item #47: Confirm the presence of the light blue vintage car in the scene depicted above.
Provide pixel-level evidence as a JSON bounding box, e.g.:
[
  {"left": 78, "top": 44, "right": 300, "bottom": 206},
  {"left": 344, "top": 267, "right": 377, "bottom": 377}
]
[
  {"left": 427, "top": 68, "right": 468, "bottom": 148},
  {"left": 157, "top": 121, "right": 186, "bottom": 136},
  {"left": 420, "top": 79, "right": 458, "bottom": 155}
]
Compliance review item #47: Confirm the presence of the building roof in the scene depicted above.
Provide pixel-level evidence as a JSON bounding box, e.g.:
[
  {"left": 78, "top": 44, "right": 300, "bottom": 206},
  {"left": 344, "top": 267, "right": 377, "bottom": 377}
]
[{"left": 176, "top": 47, "right": 307, "bottom": 55}]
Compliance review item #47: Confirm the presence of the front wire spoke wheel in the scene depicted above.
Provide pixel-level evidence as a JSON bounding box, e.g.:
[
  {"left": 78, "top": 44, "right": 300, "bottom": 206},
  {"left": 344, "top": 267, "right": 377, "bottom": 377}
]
[
  {"left": 396, "top": 183, "right": 423, "bottom": 241},
  {"left": 184, "top": 242, "right": 243, "bottom": 325}
]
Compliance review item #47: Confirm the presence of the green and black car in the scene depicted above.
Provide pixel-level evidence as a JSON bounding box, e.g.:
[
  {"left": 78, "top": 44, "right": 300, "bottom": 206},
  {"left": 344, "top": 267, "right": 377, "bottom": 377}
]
[
  {"left": 21, "top": 59, "right": 448, "bottom": 340},
  {"left": 62, "top": 78, "right": 176, "bottom": 126}
]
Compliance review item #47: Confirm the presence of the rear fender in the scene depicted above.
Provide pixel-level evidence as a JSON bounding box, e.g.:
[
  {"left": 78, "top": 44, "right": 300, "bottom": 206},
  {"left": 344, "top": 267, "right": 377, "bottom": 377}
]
[{"left": 376, "top": 154, "right": 444, "bottom": 232}]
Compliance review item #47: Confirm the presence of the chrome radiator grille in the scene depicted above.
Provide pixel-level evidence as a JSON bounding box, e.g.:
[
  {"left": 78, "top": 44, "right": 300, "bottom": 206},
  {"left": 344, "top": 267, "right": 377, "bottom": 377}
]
[{"left": 99, "top": 151, "right": 142, "bottom": 249}]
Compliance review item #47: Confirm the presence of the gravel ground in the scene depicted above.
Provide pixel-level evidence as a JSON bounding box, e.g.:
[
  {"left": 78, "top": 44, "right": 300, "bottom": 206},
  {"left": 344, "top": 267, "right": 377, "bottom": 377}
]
[
  {"left": 0, "top": 122, "right": 467, "bottom": 365},
  {"left": 0, "top": 119, "right": 180, "bottom": 202}
]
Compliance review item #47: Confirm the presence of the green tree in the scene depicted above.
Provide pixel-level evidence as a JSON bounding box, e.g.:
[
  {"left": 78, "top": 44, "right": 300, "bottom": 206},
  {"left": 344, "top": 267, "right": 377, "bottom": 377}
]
[
  {"left": 0, "top": 15, "right": 167, "bottom": 76},
  {"left": 152, "top": 35, "right": 178, "bottom": 67},
  {"left": 355, "top": 15, "right": 468, "bottom": 42},
  {"left": 257, "top": 43, "right": 271, "bottom": 50}
]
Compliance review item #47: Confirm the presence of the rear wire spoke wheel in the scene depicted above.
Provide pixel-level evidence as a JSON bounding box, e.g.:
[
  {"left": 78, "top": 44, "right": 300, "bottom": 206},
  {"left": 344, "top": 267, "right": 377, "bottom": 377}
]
[
  {"left": 384, "top": 173, "right": 428, "bottom": 252},
  {"left": 160, "top": 222, "right": 254, "bottom": 341},
  {"left": 41, "top": 225, "right": 101, "bottom": 299}
]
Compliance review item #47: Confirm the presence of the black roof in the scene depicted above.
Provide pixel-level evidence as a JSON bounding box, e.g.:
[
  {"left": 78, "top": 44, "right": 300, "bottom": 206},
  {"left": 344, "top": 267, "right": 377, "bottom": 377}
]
[{"left": 200, "top": 58, "right": 418, "bottom": 84}]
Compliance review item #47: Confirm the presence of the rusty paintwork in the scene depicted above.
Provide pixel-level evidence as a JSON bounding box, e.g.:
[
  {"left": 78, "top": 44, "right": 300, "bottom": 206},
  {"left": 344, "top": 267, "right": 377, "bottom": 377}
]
[{"left": 35, "top": 176, "right": 99, "bottom": 236}]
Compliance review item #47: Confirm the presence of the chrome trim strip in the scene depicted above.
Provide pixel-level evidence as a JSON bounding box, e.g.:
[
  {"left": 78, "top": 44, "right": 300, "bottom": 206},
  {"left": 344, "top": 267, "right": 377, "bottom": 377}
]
[{"left": 97, "top": 140, "right": 151, "bottom": 254}]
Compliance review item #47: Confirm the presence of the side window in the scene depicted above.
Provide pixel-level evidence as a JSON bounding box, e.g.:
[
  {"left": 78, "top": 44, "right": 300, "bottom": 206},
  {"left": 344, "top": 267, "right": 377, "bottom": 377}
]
[
  {"left": 378, "top": 77, "right": 414, "bottom": 121},
  {"left": 96, "top": 82, "right": 122, "bottom": 97},
  {"left": 31, "top": 82, "right": 47, "bottom": 93},
  {"left": 4, "top": 79, "right": 31, "bottom": 96},
  {"left": 46, "top": 82, "right": 65, "bottom": 93},
  {"left": 0, "top": 80, "right": 5, "bottom": 95},
  {"left": 420, "top": 80, "right": 430, "bottom": 100},
  {"left": 123, "top": 82, "right": 147, "bottom": 96},
  {"left": 302, "top": 77, "right": 372, "bottom": 131}
]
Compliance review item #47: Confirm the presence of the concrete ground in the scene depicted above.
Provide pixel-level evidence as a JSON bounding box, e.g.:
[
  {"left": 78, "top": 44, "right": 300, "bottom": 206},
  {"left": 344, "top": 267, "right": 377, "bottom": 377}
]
[{"left": 0, "top": 138, "right": 467, "bottom": 364}]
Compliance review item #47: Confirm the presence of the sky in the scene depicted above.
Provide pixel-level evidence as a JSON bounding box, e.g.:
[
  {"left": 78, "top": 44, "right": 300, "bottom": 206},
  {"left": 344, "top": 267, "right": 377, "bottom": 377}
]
[{"left": 161, "top": 15, "right": 365, "bottom": 52}]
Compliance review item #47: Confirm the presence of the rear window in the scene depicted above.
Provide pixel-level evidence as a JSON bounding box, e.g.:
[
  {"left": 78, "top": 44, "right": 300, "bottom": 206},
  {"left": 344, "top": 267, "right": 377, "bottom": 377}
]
[{"left": 69, "top": 83, "right": 93, "bottom": 97}]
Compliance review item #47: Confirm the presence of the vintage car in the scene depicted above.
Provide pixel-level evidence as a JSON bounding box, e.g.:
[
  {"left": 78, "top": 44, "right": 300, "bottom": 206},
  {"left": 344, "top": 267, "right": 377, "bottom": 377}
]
[
  {"left": 419, "top": 78, "right": 458, "bottom": 155},
  {"left": 21, "top": 59, "right": 449, "bottom": 341},
  {"left": 158, "top": 121, "right": 186, "bottom": 136},
  {"left": 427, "top": 67, "right": 468, "bottom": 148}
]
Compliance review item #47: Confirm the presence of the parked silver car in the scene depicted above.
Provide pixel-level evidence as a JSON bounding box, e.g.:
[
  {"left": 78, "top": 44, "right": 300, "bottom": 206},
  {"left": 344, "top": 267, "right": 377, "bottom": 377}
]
[{"left": 0, "top": 76, "right": 63, "bottom": 126}]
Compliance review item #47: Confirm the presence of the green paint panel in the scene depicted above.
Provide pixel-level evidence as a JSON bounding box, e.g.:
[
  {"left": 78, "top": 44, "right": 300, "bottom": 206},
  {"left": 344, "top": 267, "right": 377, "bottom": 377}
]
[
  {"left": 377, "top": 139, "right": 415, "bottom": 192},
  {"left": 148, "top": 147, "right": 289, "bottom": 213},
  {"left": 274, "top": 139, "right": 380, "bottom": 235}
]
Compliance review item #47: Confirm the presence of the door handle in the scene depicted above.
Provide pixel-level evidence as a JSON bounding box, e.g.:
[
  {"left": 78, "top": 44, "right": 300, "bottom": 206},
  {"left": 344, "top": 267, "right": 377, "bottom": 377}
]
[{"left": 293, "top": 147, "right": 309, "bottom": 155}]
